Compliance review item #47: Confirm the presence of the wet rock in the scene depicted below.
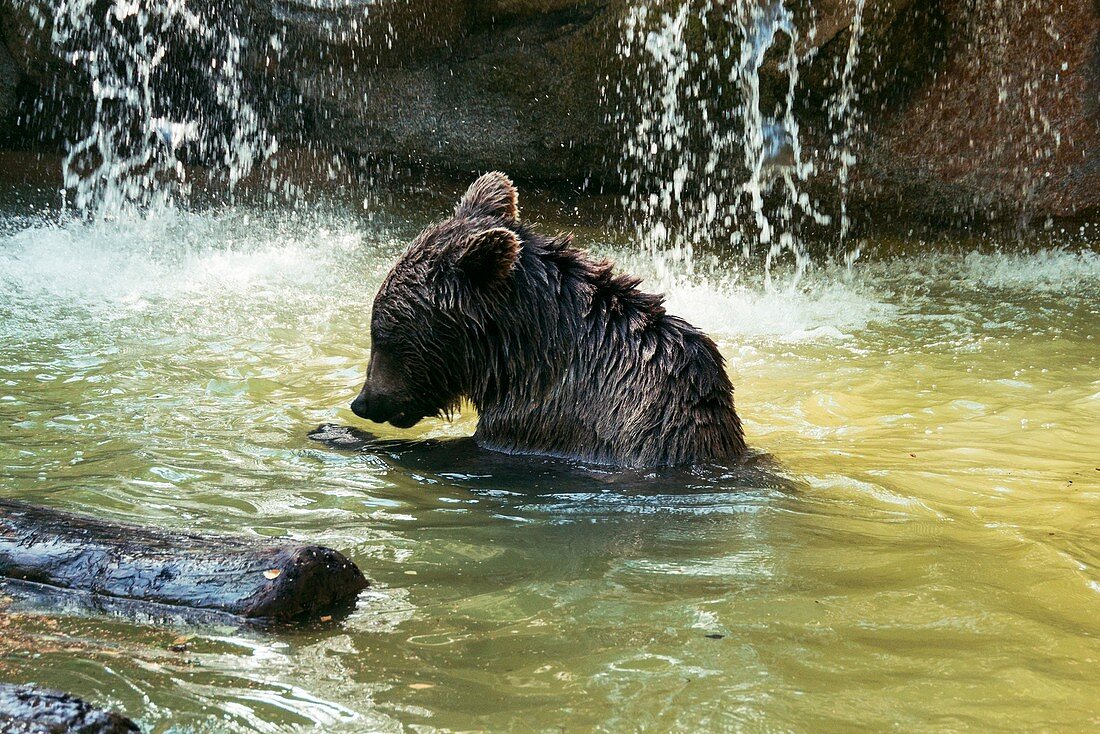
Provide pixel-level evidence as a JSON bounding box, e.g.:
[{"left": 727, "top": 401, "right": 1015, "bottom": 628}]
[
  {"left": 0, "top": 2, "right": 51, "bottom": 84},
  {"left": 0, "top": 18, "right": 19, "bottom": 134},
  {"left": 853, "top": 0, "right": 1100, "bottom": 225},
  {"left": 0, "top": 0, "right": 1097, "bottom": 226},
  {"left": 282, "top": 0, "right": 1100, "bottom": 224},
  {"left": 0, "top": 684, "right": 139, "bottom": 734},
  {"left": 287, "top": 0, "right": 612, "bottom": 181},
  {"left": 265, "top": 0, "right": 467, "bottom": 66}
]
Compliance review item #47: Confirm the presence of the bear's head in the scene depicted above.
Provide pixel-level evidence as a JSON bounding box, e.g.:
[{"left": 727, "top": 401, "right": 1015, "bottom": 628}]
[{"left": 351, "top": 172, "right": 523, "bottom": 428}]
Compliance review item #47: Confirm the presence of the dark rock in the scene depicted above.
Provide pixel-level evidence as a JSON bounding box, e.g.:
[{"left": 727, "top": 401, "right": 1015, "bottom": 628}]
[
  {"left": 290, "top": 0, "right": 613, "bottom": 181},
  {"left": 267, "top": 0, "right": 467, "bottom": 66},
  {"left": 288, "top": 0, "right": 1100, "bottom": 224},
  {"left": 0, "top": 2, "right": 54, "bottom": 84},
  {"left": 0, "top": 17, "right": 20, "bottom": 133},
  {"left": 0, "top": 0, "right": 1097, "bottom": 226},
  {"left": 0, "top": 684, "right": 139, "bottom": 734}
]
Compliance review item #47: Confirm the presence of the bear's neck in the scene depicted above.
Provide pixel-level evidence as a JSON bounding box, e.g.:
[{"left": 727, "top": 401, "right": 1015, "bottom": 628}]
[
  {"left": 463, "top": 247, "right": 584, "bottom": 411},
  {"left": 462, "top": 239, "right": 744, "bottom": 467}
]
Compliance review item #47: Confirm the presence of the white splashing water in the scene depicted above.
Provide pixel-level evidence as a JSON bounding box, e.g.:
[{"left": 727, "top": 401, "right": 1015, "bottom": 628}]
[
  {"left": 16, "top": 0, "right": 279, "bottom": 216},
  {"left": 829, "top": 0, "right": 867, "bottom": 244},
  {"left": 615, "top": 0, "right": 867, "bottom": 285},
  {"left": 2, "top": 208, "right": 1097, "bottom": 353}
]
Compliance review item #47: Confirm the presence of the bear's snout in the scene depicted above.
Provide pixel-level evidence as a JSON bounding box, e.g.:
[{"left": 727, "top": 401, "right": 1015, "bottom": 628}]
[
  {"left": 349, "top": 391, "right": 373, "bottom": 421},
  {"left": 351, "top": 383, "right": 424, "bottom": 428},
  {"left": 352, "top": 351, "right": 398, "bottom": 423},
  {"left": 350, "top": 385, "right": 386, "bottom": 422}
]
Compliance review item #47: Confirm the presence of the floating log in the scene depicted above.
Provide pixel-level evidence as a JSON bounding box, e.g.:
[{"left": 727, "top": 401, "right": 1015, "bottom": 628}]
[
  {"left": 0, "top": 500, "right": 368, "bottom": 623},
  {"left": 0, "top": 683, "right": 139, "bottom": 733},
  {"left": 0, "top": 577, "right": 266, "bottom": 629}
]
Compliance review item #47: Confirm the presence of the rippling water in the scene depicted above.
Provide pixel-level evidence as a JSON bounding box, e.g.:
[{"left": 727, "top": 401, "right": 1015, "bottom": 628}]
[{"left": 0, "top": 194, "right": 1098, "bottom": 732}]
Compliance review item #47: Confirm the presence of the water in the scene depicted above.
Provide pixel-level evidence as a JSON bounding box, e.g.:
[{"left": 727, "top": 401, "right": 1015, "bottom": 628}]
[
  {"left": 15, "top": 0, "right": 279, "bottom": 215},
  {"left": 2, "top": 1, "right": 1099, "bottom": 728},
  {"left": 614, "top": 0, "right": 860, "bottom": 279},
  {"left": 1, "top": 191, "right": 1098, "bottom": 731}
]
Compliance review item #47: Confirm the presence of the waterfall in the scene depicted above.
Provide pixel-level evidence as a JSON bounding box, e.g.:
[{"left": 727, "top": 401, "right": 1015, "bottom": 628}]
[
  {"left": 15, "top": 0, "right": 280, "bottom": 216},
  {"left": 615, "top": 0, "right": 867, "bottom": 283},
  {"left": 829, "top": 0, "right": 866, "bottom": 244}
]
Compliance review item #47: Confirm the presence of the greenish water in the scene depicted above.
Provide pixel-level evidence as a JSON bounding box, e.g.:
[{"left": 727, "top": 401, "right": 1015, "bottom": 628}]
[{"left": 0, "top": 198, "right": 1098, "bottom": 732}]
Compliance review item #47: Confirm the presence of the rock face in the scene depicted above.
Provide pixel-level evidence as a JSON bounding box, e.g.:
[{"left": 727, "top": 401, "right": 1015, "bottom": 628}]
[
  {"left": 276, "top": 0, "right": 613, "bottom": 181},
  {"left": 1, "top": 0, "right": 1098, "bottom": 227},
  {"left": 855, "top": 0, "right": 1100, "bottom": 224},
  {"left": 0, "top": 16, "right": 20, "bottom": 140},
  {"left": 267, "top": 0, "right": 1100, "bottom": 225}
]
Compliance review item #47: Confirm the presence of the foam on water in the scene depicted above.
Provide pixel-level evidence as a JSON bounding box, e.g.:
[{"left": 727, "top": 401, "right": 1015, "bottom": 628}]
[
  {"left": 0, "top": 209, "right": 361, "bottom": 313},
  {"left": 0, "top": 209, "right": 883, "bottom": 348},
  {"left": 661, "top": 275, "right": 890, "bottom": 342},
  {"left": 860, "top": 245, "right": 1100, "bottom": 291},
  {"left": 952, "top": 248, "right": 1100, "bottom": 293},
  {"left": 3, "top": 210, "right": 1097, "bottom": 348}
]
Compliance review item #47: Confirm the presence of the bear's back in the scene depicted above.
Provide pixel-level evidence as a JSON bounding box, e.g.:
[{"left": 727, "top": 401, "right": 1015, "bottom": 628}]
[{"left": 475, "top": 244, "right": 745, "bottom": 468}]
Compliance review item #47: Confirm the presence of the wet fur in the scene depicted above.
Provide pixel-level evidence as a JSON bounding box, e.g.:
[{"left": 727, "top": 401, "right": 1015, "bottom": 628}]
[{"left": 362, "top": 173, "right": 746, "bottom": 468}]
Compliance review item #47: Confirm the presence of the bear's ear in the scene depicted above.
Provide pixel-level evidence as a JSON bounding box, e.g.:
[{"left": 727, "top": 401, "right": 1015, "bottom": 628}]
[
  {"left": 455, "top": 171, "right": 519, "bottom": 222},
  {"left": 455, "top": 227, "right": 521, "bottom": 284}
]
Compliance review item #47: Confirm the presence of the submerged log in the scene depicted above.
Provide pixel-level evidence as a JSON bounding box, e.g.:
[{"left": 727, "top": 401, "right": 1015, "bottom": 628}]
[
  {"left": 0, "top": 684, "right": 139, "bottom": 733},
  {"left": 0, "top": 500, "right": 368, "bottom": 622}
]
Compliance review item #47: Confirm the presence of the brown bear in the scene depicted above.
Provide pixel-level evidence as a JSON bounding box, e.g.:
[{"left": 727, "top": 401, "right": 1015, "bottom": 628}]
[{"left": 350, "top": 172, "right": 746, "bottom": 468}]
